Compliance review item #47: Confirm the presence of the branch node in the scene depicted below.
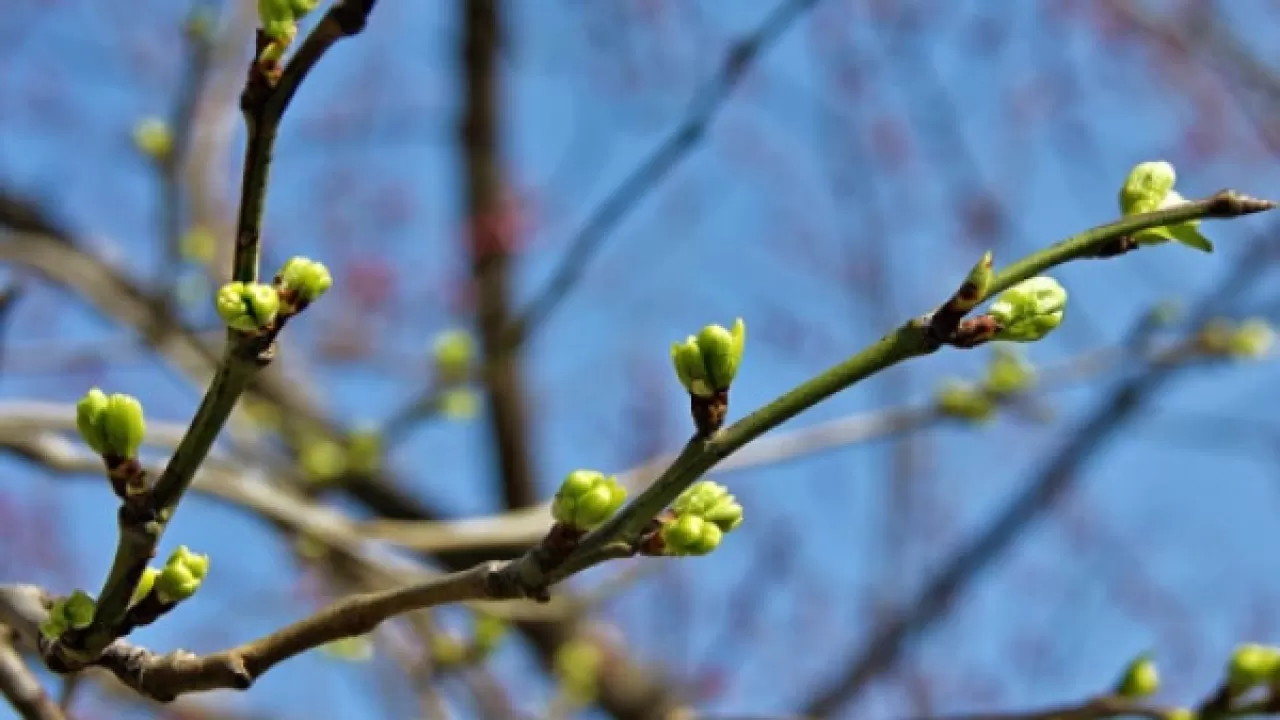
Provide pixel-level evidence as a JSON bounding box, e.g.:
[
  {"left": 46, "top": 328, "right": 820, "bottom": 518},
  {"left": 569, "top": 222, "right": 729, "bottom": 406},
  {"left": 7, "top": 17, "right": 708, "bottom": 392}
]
[{"left": 690, "top": 390, "right": 728, "bottom": 438}]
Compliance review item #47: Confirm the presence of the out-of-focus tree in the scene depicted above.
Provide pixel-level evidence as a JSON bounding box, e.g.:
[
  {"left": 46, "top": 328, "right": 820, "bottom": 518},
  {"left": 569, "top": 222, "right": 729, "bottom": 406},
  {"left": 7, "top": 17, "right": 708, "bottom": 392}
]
[{"left": 1, "top": 1, "right": 1280, "bottom": 719}]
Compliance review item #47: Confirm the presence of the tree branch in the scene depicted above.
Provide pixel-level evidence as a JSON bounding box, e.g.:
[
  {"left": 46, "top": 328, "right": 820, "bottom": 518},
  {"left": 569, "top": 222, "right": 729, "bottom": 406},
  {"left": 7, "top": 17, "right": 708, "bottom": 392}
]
[
  {"left": 0, "top": 629, "right": 64, "bottom": 720},
  {"left": 800, "top": 231, "right": 1279, "bottom": 716}
]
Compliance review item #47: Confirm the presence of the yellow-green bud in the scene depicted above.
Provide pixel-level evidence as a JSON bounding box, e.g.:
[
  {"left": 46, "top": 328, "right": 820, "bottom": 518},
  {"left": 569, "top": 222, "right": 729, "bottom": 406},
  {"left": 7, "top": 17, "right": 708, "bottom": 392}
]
[
  {"left": 661, "top": 514, "right": 722, "bottom": 556},
  {"left": 551, "top": 470, "right": 627, "bottom": 531},
  {"left": 432, "top": 330, "right": 474, "bottom": 384},
  {"left": 671, "top": 318, "right": 746, "bottom": 397},
  {"left": 988, "top": 277, "right": 1067, "bottom": 342},
  {"left": 216, "top": 281, "right": 280, "bottom": 332},
  {"left": 180, "top": 225, "right": 217, "bottom": 264},
  {"left": 102, "top": 394, "right": 146, "bottom": 460},
  {"left": 1228, "top": 643, "right": 1280, "bottom": 693},
  {"left": 1120, "top": 161, "right": 1177, "bottom": 216},
  {"left": 440, "top": 388, "right": 479, "bottom": 419},
  {"left": 1118, "top": 161, "right": 1213, "bottom": 252},
  {"left": 132, "top": 117, "right": 172, "bottom": 160},
  {"left": 156, "top": 546, "right": 210, "bottom": 604},
  {"left": 278, "top": 256, "right": 333, "bottom": 304},
  {"left": 1115, "top": 653, "right": 1159, "bottom": 698},
  {"left": 431, "top": 633, "right": 466, "bottom": 666},
  {"left": 474, "top": 613, "right": 508, "bottom": 654},
  {"left": 554, "top": 639, "right": 603, "bottom": 706},
  {"left": 1228, "top": 318, "right": 1274, "bottom": 359},
  {"left": 76, "top": 387, "right": 110, "bottom": 455},
  {"left": 671, "top": 480, "right": 743, "bottom": 533},
  {"left": 983, "top": 346, "right": 1036, "bottom": 396},
  {"left": 257, "top": 0, "right": 296, "bottom": 40},
  {"left": 129, "top": 567, "right": 160, "bottom": 607},
  {"left": 300, "top": 436, "right": 347, "bottom": 484},
  {"left": 671, "top": 337, "right": 713, "bottom": 397},
  {"left": 40, "top": 590, "right": 97, "bottom": 640},
  {"left": 77, "top": 388, "right": 146, "bottom": 458},
  {"left": 935, "top": 380, "right": 994, "bottom": 422},
  {"left": 698, "top": 318, "right": 746, "bottom": 391},
  {"left": 64, "top": 590, "right": 96, "bottom": 630}
]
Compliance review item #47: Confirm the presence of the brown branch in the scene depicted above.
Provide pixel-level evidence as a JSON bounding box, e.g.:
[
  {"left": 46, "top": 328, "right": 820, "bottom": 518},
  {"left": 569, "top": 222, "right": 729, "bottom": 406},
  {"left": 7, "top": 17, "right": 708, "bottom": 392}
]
[
  {"left": 508, "top": 0, "right": 823, "bottom": 346},
  {"left": 1, "top": 532, "right": 633, "bottom": 703},
  {"left": 233, "top": 0, "right": 377, "bottom": 283},
  {"left": 459, "top": 0, "right": 538, "bottom": 509},
  {"left": 0, "top": 629, "right": 64, "bottom": 720}
]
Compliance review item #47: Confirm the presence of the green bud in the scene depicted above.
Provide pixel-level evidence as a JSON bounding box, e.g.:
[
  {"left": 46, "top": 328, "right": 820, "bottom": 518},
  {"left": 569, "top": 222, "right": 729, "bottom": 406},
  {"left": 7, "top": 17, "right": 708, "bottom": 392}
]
[
  {"left": 132, "top": 117, "right": 172, "bottom": 160},
  {"left": 38, "top": 613, "right": 66, "bottom": 641},
  {"left": 1228, "top": 643, "right": 1280, "bottom": 693},
  {"left": 671, "top": 480, "right": 743, "bottom": 533},
  {"left": 983, "top": 346, "right": 1036, "bottom": 396},
  {"left": 988, "top": 276, "right": 1067, "bottom": 343},
  {"left": 216, "top": 281, "right": 280, "bottom": 332},
  {"left": 430, "top": 633, "right": 466, "bottom": 666},
  {"left": 180, "top": 225, "right": 217, "bottom": 264},
  {"left": 661, "top": 514, "right": 722, "bottom": 555},
  {"left": 156, "top": 546, "right": 209, "bottom": 604},
  {"left": 474, "top": 613, "right": 508, "bottom": 654},
  {"left": 697, "top": 318, "right": 746, "bottom": 391},
  {"left": 129, "top": 567, "right": 160, "bottom": 607},
  {"left": 1119, "top": 161, "right": 1213, "bottom": 252},
  {"left": 1119, "top": 161, "right": 1177, "bottom": 216},
  {"left": 935, "top": 380, "right": 994, "bottom": 422},
  {"left": 554, "top": 639, "right": 603, "bottom": 706},
  {"left": 300, "top": 436, "right": 347, "bottom": 484},
  {"left": 64, "top": 590, "right": 96, "bottom": 630},
  {"left": 77, "top": 388, "right": 145, "bottom": 458},
  {"left": 257, "top": 0, "right": 296, "bottom": 40},
  {"left": 40, "top": 590, "right": 97, "bottom": 640},
  {"left": 1164, "top": 709, "right": 1196, "bottom": 720},
  {"left": 671, "top": 318, "right": 746, "bottom": 397},
  {"left": 278, "top": 256, "right": 333, "bottom": 304},
  {"left": 76, "top": 387, "right": 110, "bottom": 455},
  {"left": 102, "top": 393, "right": 146, "bottom": 460},
  {"left": 671, "top": 337, "right": 713, "bottom": 397},
  {"left": 440, "top": 388, "right": 479, "bottom": 420},
  {"left": 432, "top": 330, "right": 474, "bottom": 384},
  {"left": 1228, "top": 318, "right": 1274, "bottom": 359},
  {"left": 551, "top": 470, "right": 627, "bottom": 531},
  {"left": 1115, "top": 653, "right": 1159, "bottom": 698}
]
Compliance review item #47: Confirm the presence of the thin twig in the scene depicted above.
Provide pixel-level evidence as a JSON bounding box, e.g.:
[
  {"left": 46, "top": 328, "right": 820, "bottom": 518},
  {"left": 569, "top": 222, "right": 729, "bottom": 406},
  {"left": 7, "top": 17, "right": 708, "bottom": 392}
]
[
  {"left": 44, "top": 0, "right": 381, "bottom": 671},
  {"left": 800, "top": 231, "right": 1279, "bottom": 716},
  {"left": 507, "top": 0, "right": 823, "bottom": 347},
  {"left": 572, "top": 191, "right": 1275, "bottom": 560}
]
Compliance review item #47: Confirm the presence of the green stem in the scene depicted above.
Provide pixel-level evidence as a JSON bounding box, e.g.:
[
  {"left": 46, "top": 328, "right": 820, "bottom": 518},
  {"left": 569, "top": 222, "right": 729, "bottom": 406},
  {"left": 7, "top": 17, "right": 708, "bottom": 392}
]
[
  {"left": 230, "top": 119, "right": 275, "bottom": 283},
  {"left": 81, "top": 353, "right": 256, "bottom": 658},
  {"left": 576, "top": 190, "right": 1275, "bottom": 557}
]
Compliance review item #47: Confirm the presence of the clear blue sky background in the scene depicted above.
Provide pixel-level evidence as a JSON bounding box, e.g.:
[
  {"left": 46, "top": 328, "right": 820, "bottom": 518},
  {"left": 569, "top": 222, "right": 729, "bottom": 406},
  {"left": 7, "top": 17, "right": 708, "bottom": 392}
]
[{"left": 2, "top": 1, "right": 1280, "bottom": 718}]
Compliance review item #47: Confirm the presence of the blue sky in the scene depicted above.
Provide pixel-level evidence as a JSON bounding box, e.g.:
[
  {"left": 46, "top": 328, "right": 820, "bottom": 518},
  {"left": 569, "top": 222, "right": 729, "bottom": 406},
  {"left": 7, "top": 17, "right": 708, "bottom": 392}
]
[{"left": 2, "top": 1, "right": 1280, "bottom": 718}]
